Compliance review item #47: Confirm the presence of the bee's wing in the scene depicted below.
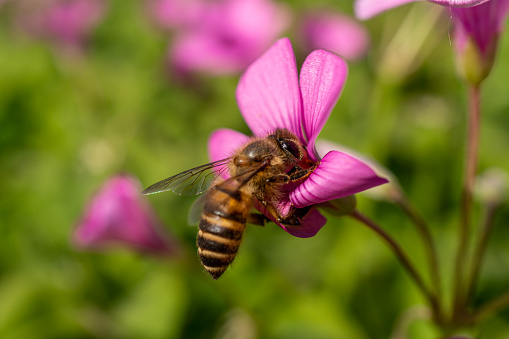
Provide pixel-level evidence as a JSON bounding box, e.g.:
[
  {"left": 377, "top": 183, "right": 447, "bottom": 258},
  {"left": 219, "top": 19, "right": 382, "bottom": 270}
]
[
  {"left": 142, "top": 158, "right": 231, "bottom": 196},
  {"left": 187, "top": 162, "right": 269, "bottom": 225},
  {"left": 187, "top": 195, "right": 206, "bottom": 225}
]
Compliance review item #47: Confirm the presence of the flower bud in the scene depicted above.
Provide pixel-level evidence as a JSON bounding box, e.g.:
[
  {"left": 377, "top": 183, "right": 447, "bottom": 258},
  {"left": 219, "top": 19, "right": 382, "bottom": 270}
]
[
  {"left": 455, "top": 35, "right": 498, "bottom": 86},
  {"left": 450, "top": 1, "right": 509, "bottom": 85}
]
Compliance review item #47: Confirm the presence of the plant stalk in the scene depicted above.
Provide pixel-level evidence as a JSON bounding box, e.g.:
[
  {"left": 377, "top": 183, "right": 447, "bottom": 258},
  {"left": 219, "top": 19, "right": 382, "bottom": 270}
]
[
  {"left": 473, "top": 290, "right": 509, "bottom": 322},
  {"left": 350, "top": 210, "right": 441, "bottom": 321},
  {"left": 464, "top": 203, "right": 498, "bottom": 314},
  {"left": 395, "top": 192, "right": 442, "bottom": 319},
  {"left": 453, "top": 85, "right": 481, "bottom": 319}
]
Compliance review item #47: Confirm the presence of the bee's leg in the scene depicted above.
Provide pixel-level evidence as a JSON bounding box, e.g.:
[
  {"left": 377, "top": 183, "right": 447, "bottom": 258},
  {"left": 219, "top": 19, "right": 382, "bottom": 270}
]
[
  {"left": 247, "top": 213, "right": 269, "bottom": 226},
  {"left": 278, "top": 206, "right": 312, "bottom": 226},
  {"left": 265, "top": 174, "right": 290, "bottom": 183},
  {"left": 260, "top": 202, "right": 288, "bottom": 224},
  {"left": 261, "top": 203, "right": 311, "bottom": 227},
  {"left": 288, "top": 167, "right": 313, "bottom": 182},
  {"left": 266, "top": 166, "right": 315, "bottom": 184}
]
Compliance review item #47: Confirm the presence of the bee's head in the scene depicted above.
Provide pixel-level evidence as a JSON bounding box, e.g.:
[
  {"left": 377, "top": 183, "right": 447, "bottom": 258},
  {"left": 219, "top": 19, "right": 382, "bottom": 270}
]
[
  {"left": 269, "top": 128, "right": 303, "bottom": 160},
  {"left": 233, "top": 128, "right": 314, "bottom": 172},
  {"left": 270, "top": 128, "right": 316, "bottom": 169},
  {"left": 234, "top": 138, "right": 278, "bottom": 168}
]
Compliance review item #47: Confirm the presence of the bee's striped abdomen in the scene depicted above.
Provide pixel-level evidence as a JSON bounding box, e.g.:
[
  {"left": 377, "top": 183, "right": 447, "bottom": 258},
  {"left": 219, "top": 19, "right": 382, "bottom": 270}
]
[{"left": 197, "top": 185, "right": 249, "bottom": 279}]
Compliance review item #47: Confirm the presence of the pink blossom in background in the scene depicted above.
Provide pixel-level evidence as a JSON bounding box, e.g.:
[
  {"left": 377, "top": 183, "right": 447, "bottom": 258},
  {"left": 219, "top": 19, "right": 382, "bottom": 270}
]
[
  {"left": 167, "top": 0, "right": 290, "bottom": 76},
  {"left": 208, "top": 38, "right": 388, "bottom": 238},
  {"left": 73, "top": 175, "right": 180, "bottom": 256},
  {"left": 16, "top": 0, "right": 106, "bottom": 50},
  {"left": 147, "top": 0, "right": 204, "bottom": 30},
  {"left": 301, "top": 12, "right": 370, "bottom": 61},
  {"left": 355, "top": 0, "right": 490, "bottom": 20},
  {"left": 450, "top": 0, "right": 509, "bottom": 83}
]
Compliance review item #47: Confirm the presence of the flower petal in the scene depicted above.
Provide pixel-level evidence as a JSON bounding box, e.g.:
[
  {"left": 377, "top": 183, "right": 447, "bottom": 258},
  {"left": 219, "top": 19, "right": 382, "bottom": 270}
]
[
  {"left": 299, "top": 49, "right": 348, "bottom": 160},
  {"left": 355, "top": 0, "right": 492, "bottom": 20},
  {"left": 354, "top": 0, "right": 421, "bottom": 20},
  {"left": 290, "top": 150, "right": 389, "bottom": 207},
  {"left": 281, "top": 209, "right": 327, "bottom": 238},
  {"left": 236, "top": 38, "right": 304, "bottom": 139},
  {"left": 253, "top": 200, "right": 327, "bottom": 238},
  {"left": 315, "top": 140, "right": 395, "bottom": 180},
  {"left": 316, "top": 140, "right": 401, "bottom": 201},
  {"left": 208, "top": 128, "right": 250, "bottom": 179},
  {"left": 208, "top": 128, "right": 250, "bottom": 162},
  {"left": 450, "top": 0, "right": 509, "bottom": 54}
]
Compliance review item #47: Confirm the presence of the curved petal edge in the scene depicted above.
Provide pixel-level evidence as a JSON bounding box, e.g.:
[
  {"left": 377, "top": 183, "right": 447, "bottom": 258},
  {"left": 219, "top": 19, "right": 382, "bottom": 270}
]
[
  {"left": 254, "top": 199, "right": 328, "bottom": 238},
  {"left": 290, "top": 150, "right": 389, "bottom": 208},
  {"left": 354, "top": 0, "right": 420, "bottom": 20}
]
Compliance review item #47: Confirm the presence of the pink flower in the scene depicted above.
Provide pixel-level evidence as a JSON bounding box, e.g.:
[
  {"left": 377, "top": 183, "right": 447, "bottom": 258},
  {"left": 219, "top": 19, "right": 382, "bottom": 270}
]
[
  {"left": 300, "top": 12, "right": 370, "bottom": 61},
  {"left": 355, "top": 0, "right": 490, "bottom": 20},
  {"left": 73, "top": 175, "right": 180, "bottom": 256},
  {"left": 147, "top": 0, "right": 203, "bottom": 30},
  {"left": 208, "top": 38, "right": 388, "bottom": 238},
  {"left": 16, "top": 0, "right": 106, "bottom": 50},
  {"left": 450, "top": 0, "right": 509, "bottom": 84},
  {"left": 167, "top": 0, "right": 290, "bottom": 76}
]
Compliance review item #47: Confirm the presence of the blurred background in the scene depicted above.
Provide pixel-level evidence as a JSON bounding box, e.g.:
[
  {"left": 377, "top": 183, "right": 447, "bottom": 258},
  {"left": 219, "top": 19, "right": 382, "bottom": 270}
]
[{"left": 1, "top": 0, "right": 509, "bottom": 338}]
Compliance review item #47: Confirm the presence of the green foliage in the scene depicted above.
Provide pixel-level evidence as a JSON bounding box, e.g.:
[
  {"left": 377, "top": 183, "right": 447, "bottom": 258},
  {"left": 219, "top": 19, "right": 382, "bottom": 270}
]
[{"left": 1, "top": 1, "right": 509, "bottom": 338}]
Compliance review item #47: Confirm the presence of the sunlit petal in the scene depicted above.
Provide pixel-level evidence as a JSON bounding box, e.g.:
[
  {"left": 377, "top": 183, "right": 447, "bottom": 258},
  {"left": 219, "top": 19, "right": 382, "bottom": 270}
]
[
  {"left": 355, "top": 0, "right": 421, "bottom": 20},
  {"left": 355, "top": 0, "right": 489, "bottom": 20},
  {"left": 236, "top": 38, "right": 304, "bottom": 139},
  {"left": 316, "top": 140, "right": 401, "bottom": 201},
  {"left": 299, "top": 49, "right": 348, "bottom": 160}
]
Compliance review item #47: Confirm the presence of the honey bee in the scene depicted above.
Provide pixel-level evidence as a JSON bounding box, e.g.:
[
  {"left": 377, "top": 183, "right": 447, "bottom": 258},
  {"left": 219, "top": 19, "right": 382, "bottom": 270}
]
[{"left": 143, "top": 128, "right": 317, "bottom": 279}]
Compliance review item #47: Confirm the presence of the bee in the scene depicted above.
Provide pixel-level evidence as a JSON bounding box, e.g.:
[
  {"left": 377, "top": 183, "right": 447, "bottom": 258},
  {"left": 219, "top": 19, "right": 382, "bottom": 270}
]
[{"left": 143, "top": 128, "right": 317, "bottom": 279}]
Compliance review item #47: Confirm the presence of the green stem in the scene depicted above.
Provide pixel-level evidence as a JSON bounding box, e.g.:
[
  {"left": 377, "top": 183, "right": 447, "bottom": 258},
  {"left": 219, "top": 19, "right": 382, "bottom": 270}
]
[
  {"left": 350, "top": 210, "right": 440, "bottom": 319},
  {"left": 464, "top": 203, "right": 498, "bottom": 311},
  {"left": 473, "top": 290, "right": 509, "bottom": 322},
  {"left": 453, "top": 85, "right": 481, "bottom": 319},
  {"left": 395, "top": 191, "right": 442, "bottom": 321}
]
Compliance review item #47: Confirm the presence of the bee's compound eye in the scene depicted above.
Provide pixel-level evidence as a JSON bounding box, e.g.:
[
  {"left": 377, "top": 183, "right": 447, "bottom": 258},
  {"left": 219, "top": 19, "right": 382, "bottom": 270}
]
[{"left": 278, "top": 139, "right": 301, "bottom": 159}]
